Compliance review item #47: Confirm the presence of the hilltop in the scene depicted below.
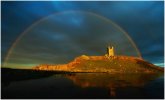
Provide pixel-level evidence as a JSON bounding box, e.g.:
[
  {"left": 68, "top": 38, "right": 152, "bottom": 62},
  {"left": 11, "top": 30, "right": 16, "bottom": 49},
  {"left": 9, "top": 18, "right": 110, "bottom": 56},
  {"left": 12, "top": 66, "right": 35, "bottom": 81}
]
[{"left": 33, "top": 55, "right": 164, "bottom": 73}]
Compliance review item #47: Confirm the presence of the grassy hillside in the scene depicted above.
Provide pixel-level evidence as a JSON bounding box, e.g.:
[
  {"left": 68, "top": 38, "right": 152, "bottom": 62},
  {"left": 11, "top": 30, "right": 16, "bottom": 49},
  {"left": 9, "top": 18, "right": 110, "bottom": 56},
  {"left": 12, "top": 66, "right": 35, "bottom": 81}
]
[
  {"left": 34, "top": 55, "right": 164, "bottom": 73},
  {"left": 68, "top": 55, "right": 164, "bottom": 73}
]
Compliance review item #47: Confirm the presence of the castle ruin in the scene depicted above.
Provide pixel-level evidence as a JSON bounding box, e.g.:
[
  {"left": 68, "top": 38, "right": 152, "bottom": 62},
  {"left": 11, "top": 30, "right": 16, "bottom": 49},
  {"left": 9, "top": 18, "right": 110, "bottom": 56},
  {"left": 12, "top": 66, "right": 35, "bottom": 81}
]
[{"left": 107, "top": 46, "right": 115, "bottom": 57}]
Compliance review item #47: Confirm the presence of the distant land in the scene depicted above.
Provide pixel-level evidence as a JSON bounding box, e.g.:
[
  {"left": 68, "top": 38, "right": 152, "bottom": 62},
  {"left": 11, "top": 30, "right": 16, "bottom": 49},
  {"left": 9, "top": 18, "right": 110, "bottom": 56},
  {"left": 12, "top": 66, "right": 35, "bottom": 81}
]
[
  {"left": 33, "top": 46, "right": 164, "bottom": 73},
  {"left": 33, "top": 55, "right": 164, "bottom": 73}
]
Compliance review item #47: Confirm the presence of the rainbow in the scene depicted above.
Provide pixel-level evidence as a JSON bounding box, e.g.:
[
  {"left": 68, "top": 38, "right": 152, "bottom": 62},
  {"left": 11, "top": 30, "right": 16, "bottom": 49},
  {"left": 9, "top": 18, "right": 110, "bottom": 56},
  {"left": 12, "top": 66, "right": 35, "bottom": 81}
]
[{"left": 3, "top": 11, "right": 142, "bottom": 67}]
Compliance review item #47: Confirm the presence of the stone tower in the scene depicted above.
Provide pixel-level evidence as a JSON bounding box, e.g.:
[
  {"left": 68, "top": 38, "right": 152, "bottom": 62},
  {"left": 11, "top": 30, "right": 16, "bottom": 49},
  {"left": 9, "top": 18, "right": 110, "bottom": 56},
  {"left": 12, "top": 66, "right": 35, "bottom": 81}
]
[{"left": 107, "top": 46, "right": 114, "bottom": 57}]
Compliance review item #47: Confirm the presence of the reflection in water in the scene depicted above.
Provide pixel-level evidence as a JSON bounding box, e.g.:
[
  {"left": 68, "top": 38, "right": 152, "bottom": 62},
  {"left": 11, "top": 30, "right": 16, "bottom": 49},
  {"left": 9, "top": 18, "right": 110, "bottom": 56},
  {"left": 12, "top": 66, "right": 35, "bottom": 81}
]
[
  {"left": 2, "top": 69, "right": 164, "bottom": 99},
  {"left": 65, "top": 73, "right": 162, "bottom": 97}
]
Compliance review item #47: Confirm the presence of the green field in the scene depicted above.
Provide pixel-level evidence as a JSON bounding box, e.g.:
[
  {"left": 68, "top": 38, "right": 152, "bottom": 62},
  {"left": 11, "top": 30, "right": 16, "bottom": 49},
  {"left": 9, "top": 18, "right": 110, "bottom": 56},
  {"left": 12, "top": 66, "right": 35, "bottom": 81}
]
[{"left": 70, "top": 56, "right": 164, "bottom": 73}]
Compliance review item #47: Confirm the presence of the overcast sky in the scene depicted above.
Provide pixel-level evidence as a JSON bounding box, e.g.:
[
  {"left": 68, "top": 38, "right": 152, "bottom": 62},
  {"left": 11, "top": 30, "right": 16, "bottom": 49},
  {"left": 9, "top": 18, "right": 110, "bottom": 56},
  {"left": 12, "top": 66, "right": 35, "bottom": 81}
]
[{"left": 2, "top": 1, "right": 164, "bottom": 68}]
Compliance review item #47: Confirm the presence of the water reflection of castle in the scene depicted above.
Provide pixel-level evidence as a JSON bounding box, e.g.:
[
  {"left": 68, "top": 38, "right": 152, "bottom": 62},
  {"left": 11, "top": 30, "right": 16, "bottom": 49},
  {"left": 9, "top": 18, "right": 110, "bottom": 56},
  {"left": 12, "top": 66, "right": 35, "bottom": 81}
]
[{"left": 66, "top": 73, "right": 160, "bottom": 97}]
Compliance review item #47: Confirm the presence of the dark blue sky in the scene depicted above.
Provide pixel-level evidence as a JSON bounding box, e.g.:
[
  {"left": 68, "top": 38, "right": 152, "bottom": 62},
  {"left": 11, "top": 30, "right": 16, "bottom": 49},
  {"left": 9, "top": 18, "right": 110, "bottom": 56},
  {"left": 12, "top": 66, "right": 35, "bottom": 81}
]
[{"left": 2, "top": 1, "right": 164, "bottom": 68}]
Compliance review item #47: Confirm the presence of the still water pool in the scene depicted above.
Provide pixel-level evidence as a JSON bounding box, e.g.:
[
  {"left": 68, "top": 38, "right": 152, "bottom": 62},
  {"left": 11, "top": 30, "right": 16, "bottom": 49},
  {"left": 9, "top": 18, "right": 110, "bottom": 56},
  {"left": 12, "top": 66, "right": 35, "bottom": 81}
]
[{"left": 2, "top": 70, "right": 164, "bottom": 99}]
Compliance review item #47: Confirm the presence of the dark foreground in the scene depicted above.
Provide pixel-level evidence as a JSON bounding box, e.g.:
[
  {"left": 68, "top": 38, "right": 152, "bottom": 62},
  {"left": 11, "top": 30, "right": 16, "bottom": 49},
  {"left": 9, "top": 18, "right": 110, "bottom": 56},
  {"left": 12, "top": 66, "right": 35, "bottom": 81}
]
[{"left": 1, "top": 68, "right": 164, "bottom": 99}]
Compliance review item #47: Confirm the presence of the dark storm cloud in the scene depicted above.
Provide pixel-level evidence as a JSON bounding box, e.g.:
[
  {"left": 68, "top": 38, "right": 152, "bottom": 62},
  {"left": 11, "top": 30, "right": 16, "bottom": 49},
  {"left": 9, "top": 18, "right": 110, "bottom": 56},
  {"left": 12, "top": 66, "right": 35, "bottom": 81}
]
[
  {"left": 2, "top": 1, "right": 164, "bottom": 68},
  {"left": 91, "top": 1, "right": 164, "bottom": 63}
]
